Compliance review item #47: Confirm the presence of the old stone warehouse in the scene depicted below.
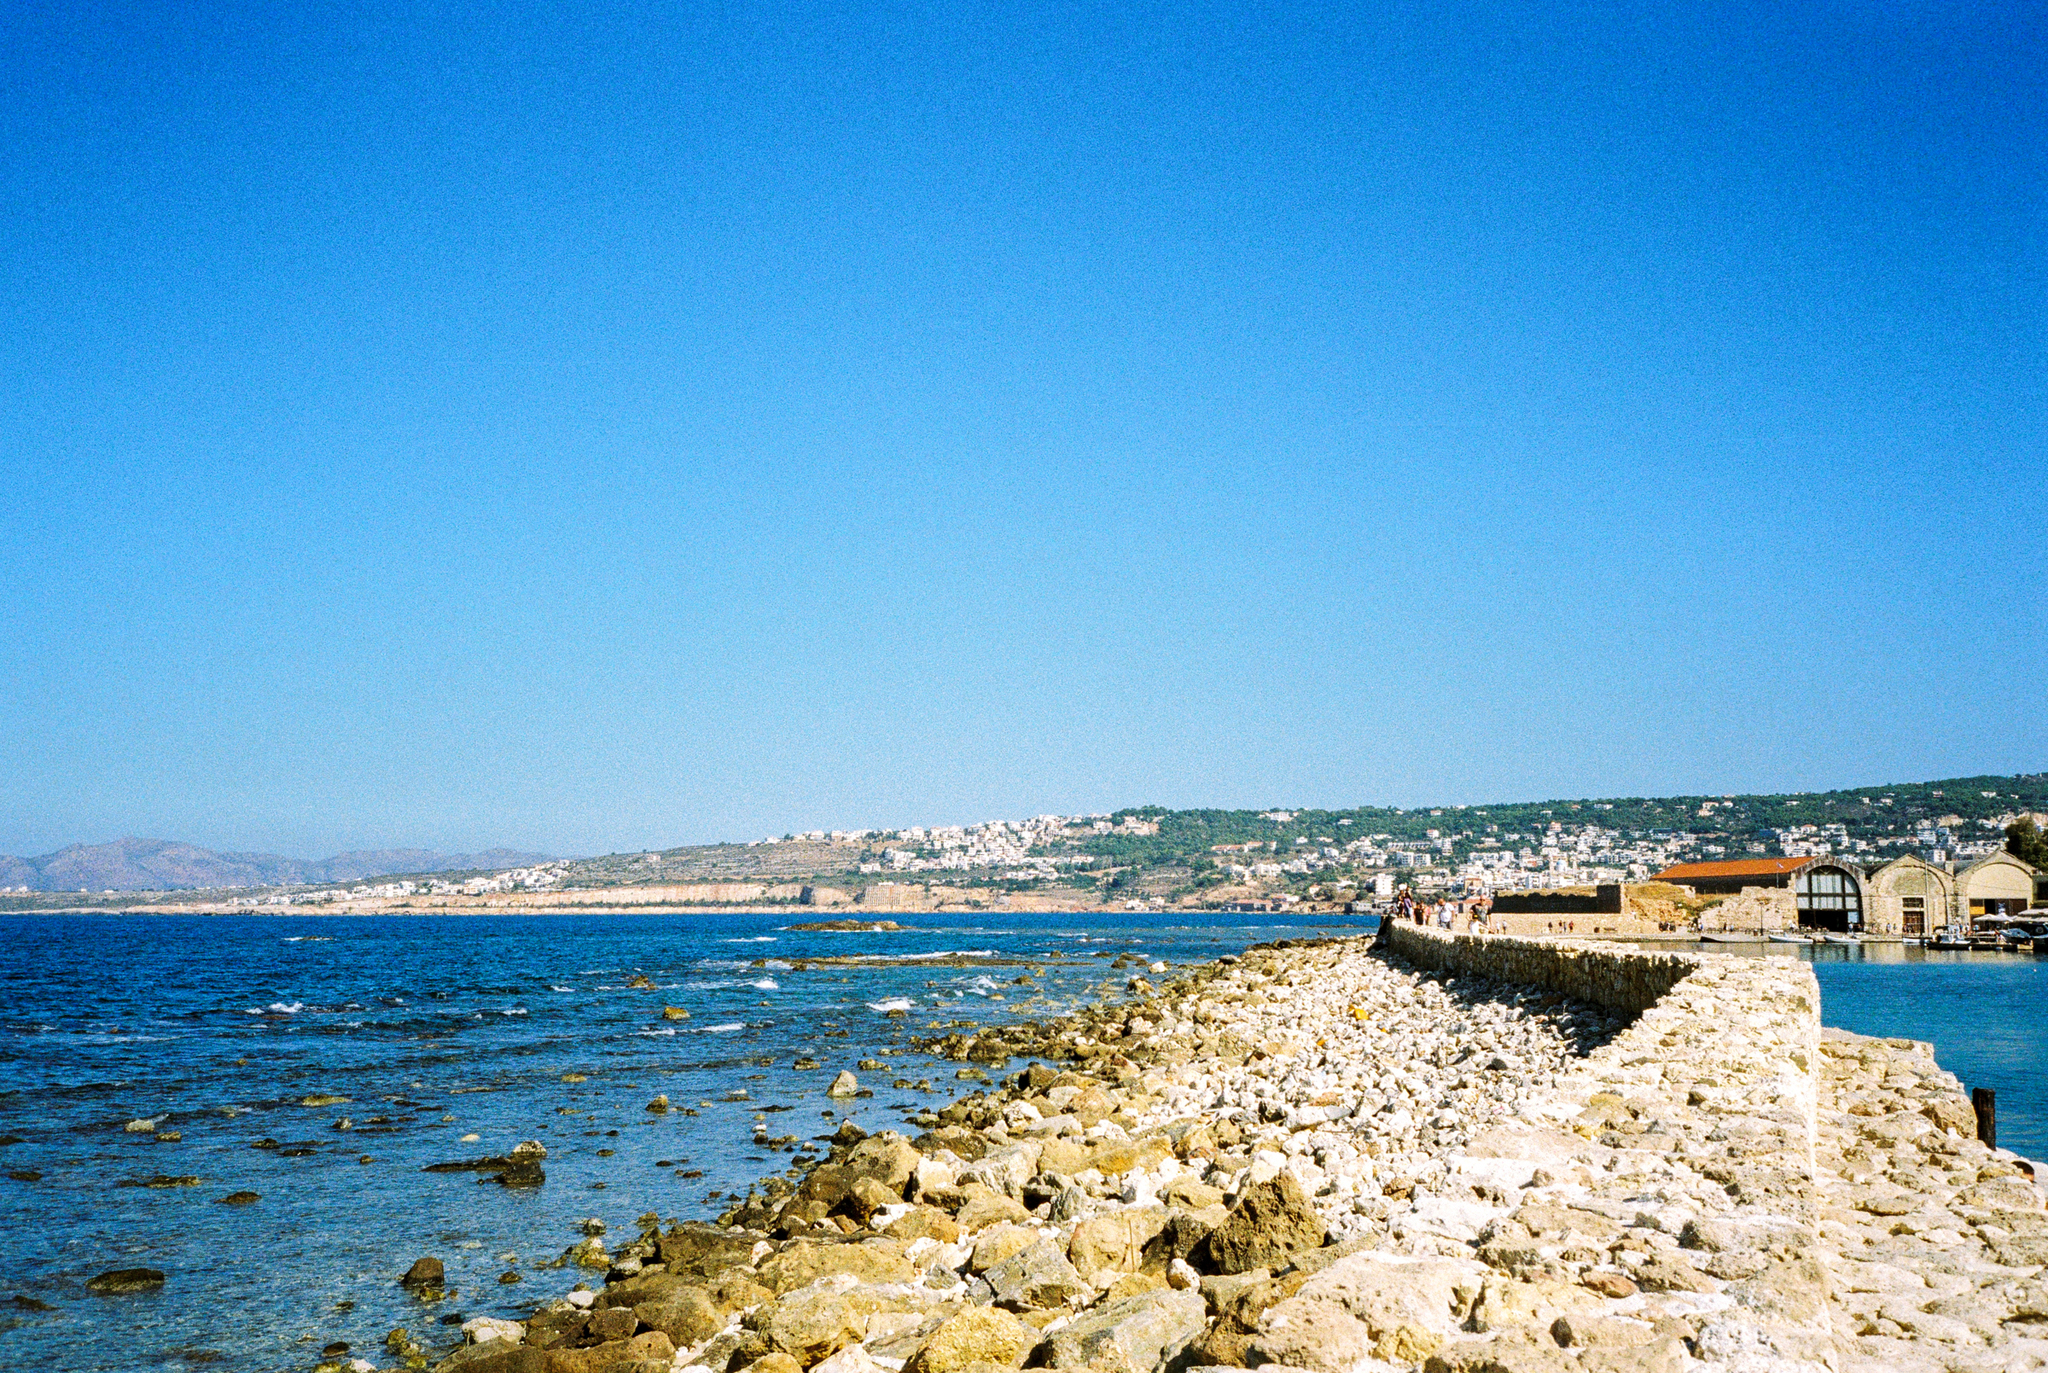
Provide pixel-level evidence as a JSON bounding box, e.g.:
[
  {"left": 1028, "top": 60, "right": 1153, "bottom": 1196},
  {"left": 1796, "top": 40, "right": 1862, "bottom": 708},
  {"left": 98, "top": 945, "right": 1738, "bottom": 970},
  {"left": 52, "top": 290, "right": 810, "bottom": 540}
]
[
  {"left": 1651, "top": 852, "right": 2042, "bottom": 936},
  {"left": 1464, "top": 852, "right": 2042, "bottom": 939}
]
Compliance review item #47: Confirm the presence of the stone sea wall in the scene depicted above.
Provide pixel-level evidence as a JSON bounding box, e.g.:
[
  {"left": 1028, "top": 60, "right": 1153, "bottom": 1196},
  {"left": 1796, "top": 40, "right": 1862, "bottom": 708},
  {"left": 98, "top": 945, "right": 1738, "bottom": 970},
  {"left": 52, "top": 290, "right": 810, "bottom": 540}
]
[
  {"left": 1378, "top": 923, "right": 1701, "bottom": 1015},
  {"left": 388, "top": 931, "right": 2046, "bottom": 1373},
  {"left": 1377, "top": 923, "right": 2048, "bottom": 1372}
]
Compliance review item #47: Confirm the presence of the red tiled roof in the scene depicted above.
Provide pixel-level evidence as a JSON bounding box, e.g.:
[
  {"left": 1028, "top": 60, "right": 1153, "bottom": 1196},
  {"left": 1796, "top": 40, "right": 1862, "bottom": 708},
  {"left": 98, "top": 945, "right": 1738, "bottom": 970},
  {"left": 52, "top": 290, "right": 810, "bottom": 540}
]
[{"left": 1653, "top": 857, "right": 1816, "bottom": 881}]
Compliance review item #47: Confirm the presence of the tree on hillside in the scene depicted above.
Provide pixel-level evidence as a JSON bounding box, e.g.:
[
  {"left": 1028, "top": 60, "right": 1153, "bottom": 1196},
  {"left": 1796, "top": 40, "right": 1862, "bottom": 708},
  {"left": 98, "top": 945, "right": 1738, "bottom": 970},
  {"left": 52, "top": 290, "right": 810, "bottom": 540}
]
[{"left": 2007, "top": 817, "right": 2048, "bottom": 869}]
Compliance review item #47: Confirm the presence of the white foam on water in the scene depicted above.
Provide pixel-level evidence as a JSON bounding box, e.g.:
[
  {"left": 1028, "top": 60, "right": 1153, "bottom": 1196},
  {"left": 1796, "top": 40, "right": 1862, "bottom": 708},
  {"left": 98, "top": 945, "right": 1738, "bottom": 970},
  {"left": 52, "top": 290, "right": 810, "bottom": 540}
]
[
  {"left": 763, "top": 960, "right": 792, "bottom": 971},
  {"left": 749, "top": 978, "right": 778, "bottom": 990},
  {"left": 866, "top": 997, "right": 915, "bottom": 1013},
  {"left": 722, "top": 936, "right": 777, "bottom": 943},
  {"left": 550, "top": 985, "right": 574, "bottom": 992},
  {"left": 847, "top": 949, "right": 998, "bottom": 963}
]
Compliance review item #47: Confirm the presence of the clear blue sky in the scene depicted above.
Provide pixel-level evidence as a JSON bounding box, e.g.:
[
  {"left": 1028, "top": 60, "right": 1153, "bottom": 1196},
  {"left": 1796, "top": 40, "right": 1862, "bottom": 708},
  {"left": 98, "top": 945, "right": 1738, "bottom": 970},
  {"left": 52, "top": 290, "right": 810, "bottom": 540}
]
[{"left": 1, "top": 0, "right": 2042, "bottom": 859}]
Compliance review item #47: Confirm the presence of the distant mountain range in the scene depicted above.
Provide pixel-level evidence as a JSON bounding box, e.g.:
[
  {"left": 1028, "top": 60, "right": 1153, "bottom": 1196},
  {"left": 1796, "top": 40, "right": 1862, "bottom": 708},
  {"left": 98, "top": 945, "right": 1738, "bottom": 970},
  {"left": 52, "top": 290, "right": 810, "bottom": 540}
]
[{"left": 0, "top": 838, "right": 551, "bottom": 892}]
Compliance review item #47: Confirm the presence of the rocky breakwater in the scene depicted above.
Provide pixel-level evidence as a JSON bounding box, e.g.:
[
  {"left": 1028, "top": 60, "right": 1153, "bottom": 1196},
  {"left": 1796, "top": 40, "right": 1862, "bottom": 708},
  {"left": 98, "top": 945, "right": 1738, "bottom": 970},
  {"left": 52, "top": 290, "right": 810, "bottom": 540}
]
[{"left": 397, "top": 930, "right": 2046, "bottom": 1373}]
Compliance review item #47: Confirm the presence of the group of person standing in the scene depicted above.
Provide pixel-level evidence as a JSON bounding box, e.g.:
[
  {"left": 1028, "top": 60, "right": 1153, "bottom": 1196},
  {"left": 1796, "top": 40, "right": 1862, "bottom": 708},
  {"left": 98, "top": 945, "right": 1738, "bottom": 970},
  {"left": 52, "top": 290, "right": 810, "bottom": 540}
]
[{"left": 1392, "top": 887, "right": 1493, "bottom": 931}]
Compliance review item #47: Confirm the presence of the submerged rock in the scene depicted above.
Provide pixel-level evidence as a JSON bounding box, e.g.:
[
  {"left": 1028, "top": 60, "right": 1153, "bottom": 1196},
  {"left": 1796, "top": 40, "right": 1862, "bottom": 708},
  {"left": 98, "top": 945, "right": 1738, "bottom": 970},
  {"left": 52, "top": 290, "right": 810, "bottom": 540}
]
[{"left": 399, "top": 1257, "right": 444, "bottom": 1289}]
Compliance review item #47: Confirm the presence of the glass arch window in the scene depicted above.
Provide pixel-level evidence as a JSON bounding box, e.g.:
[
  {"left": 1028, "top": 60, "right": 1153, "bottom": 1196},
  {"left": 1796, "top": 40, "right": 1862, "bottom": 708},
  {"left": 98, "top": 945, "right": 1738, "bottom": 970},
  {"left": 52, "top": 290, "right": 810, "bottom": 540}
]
[{"left": 1795, "top": 865, "right": 1863, "bottom": 932}]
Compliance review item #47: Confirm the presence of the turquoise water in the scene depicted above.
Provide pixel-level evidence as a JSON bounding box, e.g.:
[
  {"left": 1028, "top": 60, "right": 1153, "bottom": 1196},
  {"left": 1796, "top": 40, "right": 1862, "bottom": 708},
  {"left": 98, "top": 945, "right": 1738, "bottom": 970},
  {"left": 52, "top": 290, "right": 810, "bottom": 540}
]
[{"left": 1796, "top": 942, "right": 2048, "bottom": 1159}]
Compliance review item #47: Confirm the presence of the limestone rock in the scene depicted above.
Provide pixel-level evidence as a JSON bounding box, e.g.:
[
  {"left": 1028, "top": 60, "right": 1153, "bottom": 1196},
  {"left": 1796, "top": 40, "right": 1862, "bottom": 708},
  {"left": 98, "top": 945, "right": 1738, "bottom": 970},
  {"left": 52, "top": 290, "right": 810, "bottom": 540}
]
[
  {"left": 1033, "top": 1289, "right": 1205, "bottom": 1372},
  {"left": 1243, "top": 1297, "right": 1376, "bottom": 1373},
  {"left": 436, "top": 1341, "right": 545, "bottom": 1373},
  {"left": 954, "top": 1184, "right": 1029, "bottom": 1230},
  {"left": 750, "top": 1287, "right": 871, "bottom": 1366},
  {"left": 905, "top": 1306, "right": 1039, "bottom": 1373},
  {"left": 960, "top": 1143, "right": 1043, "bottom": 1199},
  {"left": 1201, "top": 1173, "right": 1324, "bottom": 1274},
  {"left": 885, "top": 1205, "right": 962, "bottom": 1244},
  {"left": 985, "top": 1239, "right": 1090, "bottom": 1311},
  {"left": 464, "top": 1316, "right": 526, "bottom": 1345},
  {"left": 1254, "top": 1251, "right": 1482, "bottom": 1368},
  {"left": 530, "top": 1330, "right": 673, "bottom": 1372},
  {"left": 970, "top": 1225, "right": 1042, "bottom": 1274},
  {"left": 634, "top": 1286, "right": 723, "bottom": 1346},
  {"left": 844, "top": 1134, "right": 924, "bottom": 1193},
  {"left": 758, "top": 1240, "right": 913, "bottom": 1294},
  {"left": 1068, "top": 1208, "right": 1170, "bottom": 1283}
]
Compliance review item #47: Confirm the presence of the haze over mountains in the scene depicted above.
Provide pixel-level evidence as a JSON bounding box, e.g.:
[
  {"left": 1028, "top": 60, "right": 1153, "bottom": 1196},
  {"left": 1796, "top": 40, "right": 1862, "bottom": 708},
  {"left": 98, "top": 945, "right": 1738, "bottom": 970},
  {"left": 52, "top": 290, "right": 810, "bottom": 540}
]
[{"left": 0, "top": 838, "right": 552, "bottom": 892}]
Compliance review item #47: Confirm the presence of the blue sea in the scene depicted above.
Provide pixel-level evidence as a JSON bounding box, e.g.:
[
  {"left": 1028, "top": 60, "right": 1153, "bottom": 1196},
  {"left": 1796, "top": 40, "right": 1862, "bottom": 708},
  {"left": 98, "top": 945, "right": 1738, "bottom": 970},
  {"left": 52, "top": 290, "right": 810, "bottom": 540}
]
[
  {"left": 0, "top": 910, "right": 1361, "bottom": 1372},
  {"left": 0, "top": 914, "right": 2041, "bottom": 1373}
]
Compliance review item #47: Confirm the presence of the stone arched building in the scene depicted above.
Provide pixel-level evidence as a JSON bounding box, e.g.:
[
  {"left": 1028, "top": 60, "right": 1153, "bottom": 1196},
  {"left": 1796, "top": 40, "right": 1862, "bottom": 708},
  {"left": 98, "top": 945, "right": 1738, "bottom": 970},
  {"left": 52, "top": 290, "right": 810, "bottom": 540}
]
[
  {"left": 1863, "top": 856, "right": 1959, "bottom": 937},
  {"left": 1790, "top": 861, "right": 1866, "bottom": 933},
  {"left": 1960, "top": 851, "right": 2042, "bottom": 924}
]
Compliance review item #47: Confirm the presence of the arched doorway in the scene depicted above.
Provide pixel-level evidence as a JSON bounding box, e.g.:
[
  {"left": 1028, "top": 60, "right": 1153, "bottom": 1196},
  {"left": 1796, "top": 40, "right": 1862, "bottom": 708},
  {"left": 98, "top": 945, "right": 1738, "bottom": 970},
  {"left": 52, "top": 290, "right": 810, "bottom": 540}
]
[{"left": 1795, "top": 864, "right": 1863, "bottom": 933}]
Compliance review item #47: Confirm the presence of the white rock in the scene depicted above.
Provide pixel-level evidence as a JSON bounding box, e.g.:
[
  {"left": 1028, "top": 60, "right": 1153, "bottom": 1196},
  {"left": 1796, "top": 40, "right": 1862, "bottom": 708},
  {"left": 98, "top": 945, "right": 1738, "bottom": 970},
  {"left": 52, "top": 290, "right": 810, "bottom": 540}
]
[{"left": 463, "top": 1316, "right": 525, "bottom": 1345}]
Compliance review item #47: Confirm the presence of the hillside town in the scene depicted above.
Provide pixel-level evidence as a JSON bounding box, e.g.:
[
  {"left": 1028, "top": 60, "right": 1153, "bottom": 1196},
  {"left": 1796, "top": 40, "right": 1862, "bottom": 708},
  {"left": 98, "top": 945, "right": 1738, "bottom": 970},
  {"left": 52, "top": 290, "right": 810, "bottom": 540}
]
[{"left": 5, "top": 774, "right": 2042, "bottom": 927}]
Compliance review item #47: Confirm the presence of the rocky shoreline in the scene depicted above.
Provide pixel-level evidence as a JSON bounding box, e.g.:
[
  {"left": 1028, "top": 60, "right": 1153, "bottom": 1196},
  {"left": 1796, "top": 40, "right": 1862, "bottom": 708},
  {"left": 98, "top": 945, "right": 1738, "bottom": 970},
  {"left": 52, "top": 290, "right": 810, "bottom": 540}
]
[{"left": 356, "top": 928, "right": 2048, "bottom": 1373}]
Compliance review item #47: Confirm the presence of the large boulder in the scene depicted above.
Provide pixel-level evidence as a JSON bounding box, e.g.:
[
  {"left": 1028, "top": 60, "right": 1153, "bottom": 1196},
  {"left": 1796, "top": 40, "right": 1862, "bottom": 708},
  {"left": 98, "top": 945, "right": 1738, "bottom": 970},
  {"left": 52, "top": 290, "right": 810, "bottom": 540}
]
[
  {"left": 904, "top": 1306, "right": 1040, "bottom": 1373},
  {"left": 435, "top": 1343, "right": 545, "bottom": 1373},
  {"left": 537, "top": 1330, "right": 676, "bottom": 1373},
  {"left": 598, "top": 1271, "right": 694, "bottom": 1309},
  {"left": 838, "top": 1176, "right": 903, "bottom": 1223},
  {"left": 86, "top": 1268, "right": 166, "bottom": 1294},
  {"left": 985, "top": 1240, "right": 1090, "bottom": 1311},
  {"left": 970, "top": 1226, "right": 1043, "bottom": 1274},
  {"left": 959, "top": 1143, "right": 1044, "bottom": 1199},
  {"left": 1083, "top": 1137, "right": 1174, "bottom": 1179},
  {"left": 1241, "top": 1296, "right": 1376, "bottom": 1373},
  {"left": 525, "top": 1308, "right": 591, "bottom": 1351},
  {"left": 1031, "top": 1289, "right": 1204, "bottom": 1372},
  {"left": 758, "top": 1241, "right": 914, "bottom": 1294},
  {"left": 1068, "top": 1209, "right": 1169, "bottom": 1284},
  {"left": 587, "top": 1307, "right": 640, "bottom": 1342},
  {"left": 954, "top": 1184, "right": 1029, "bottom": 1230},
  {"left": 634, "top": 1286, "right": 724, "bottom": 1346},
  {"left": 1144, "top": 1208, "right": 1225, "bottom": 1270},
  {"left": 1200, "top": 1173, "right": 1325, "bottom": 1274},
  {"left": 885, "top": 1206, "right": 962, "bottom": 1244},
  {"left": 656, "top": 1223, "right": 759, "bottom": 1280},
  {"left": 1249, "top": 1251, "right": 1484, "bottom": 1369},
  {"left": 748, "top": 1287, "right": 872, "bottom": 1367},
  {"left": 845, "top": 1134, "right": 925, "bottom": 1193}
]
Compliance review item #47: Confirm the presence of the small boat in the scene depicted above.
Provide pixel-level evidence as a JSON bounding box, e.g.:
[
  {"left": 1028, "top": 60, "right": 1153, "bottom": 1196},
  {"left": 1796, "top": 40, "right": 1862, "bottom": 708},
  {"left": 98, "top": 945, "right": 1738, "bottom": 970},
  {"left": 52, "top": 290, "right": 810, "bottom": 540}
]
[
  {"left": 1698, "top": 933, "right": 1754, "bottom": 944},
  {"left": 1927, "top": 931, "right": 1972, "bottom": 951},
  {"left": 1766, "top": 933, "right": 1810, "bottom": 944},
  {"left": 1820, "top": 933, "right": 1860, "bottom": 944}
]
